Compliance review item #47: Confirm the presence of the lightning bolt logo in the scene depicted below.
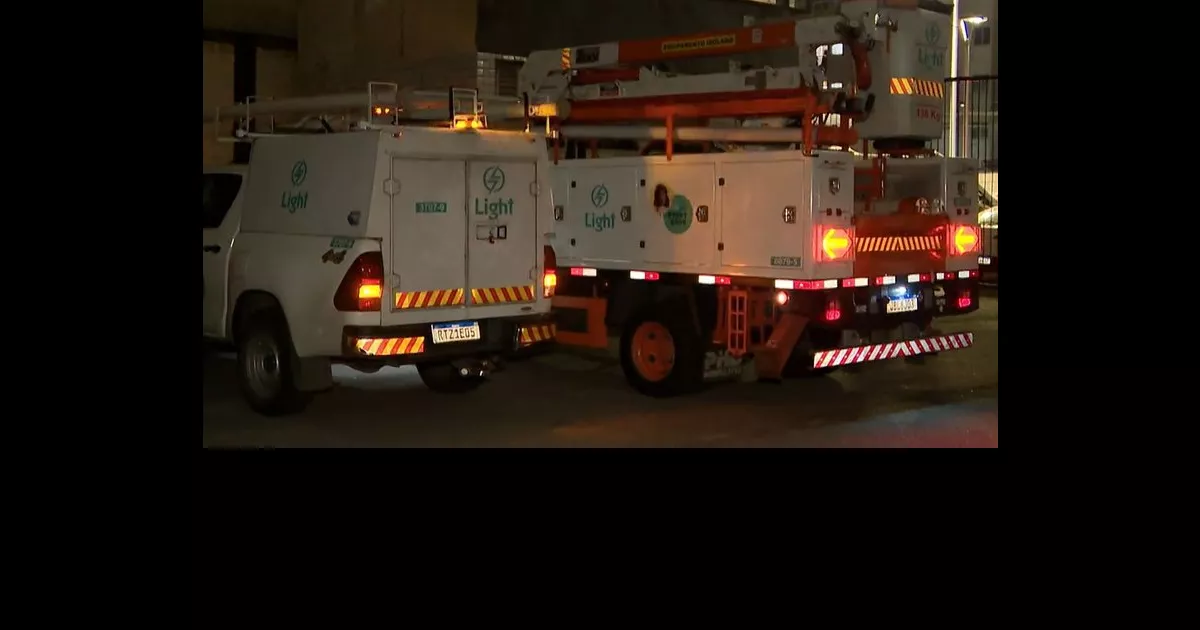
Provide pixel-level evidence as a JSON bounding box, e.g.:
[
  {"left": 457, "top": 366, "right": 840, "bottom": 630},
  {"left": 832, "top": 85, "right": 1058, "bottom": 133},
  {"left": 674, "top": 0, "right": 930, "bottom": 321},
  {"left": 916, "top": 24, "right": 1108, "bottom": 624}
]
[{"left": 483, "top": 166, "right": 505, "bottom": 193}]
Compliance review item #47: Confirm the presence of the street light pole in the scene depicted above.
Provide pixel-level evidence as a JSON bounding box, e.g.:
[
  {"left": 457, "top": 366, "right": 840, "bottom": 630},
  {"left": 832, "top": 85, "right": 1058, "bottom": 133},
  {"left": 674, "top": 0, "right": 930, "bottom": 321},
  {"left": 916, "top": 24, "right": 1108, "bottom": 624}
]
[
  {"left": 956, "top": 16, "right": 988, "bottom": 159},
  {"left": 962, "top": 39, "right": 972, "bottom": 158},
  {"left": 948, "top": 1, "right": 961, "bottom": 157}
]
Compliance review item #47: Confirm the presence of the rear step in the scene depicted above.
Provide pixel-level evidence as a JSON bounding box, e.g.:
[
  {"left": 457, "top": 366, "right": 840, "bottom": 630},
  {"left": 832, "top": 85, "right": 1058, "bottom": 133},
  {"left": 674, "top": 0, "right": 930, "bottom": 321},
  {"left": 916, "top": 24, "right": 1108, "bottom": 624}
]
[{"left": 813, "top": 332, "right": 974, "bottom": 369}]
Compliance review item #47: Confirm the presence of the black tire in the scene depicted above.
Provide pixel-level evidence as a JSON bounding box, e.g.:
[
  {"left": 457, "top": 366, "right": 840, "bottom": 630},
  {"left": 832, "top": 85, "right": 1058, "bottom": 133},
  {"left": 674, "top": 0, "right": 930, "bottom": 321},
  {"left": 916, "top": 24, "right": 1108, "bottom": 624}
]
[
  {"left": 619, "top": 302, "right": 704, "bottom": 397},
  {"left": 237, "top": 309, "right": 312, "bottom": 416},
  {"left": 417, "top": 361, "right": 485, "bottom": 394}
]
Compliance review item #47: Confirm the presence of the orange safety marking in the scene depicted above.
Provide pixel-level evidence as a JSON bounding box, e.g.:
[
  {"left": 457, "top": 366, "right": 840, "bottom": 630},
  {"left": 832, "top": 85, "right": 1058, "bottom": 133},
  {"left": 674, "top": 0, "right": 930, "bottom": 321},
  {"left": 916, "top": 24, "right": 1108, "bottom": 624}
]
[
  {"left": 560, "top": 48, "right": 571, "bottom": 70},
  {"left": 615, "top": 22, "right": 797, "bottom": 65},
  {"left": 550, "top": 295, "right": 609, "bottom": 349},
  {"left": 355, "top": 336, "right": 425, "bottom": 356},
  {"left": 394, "top": 288, "right": 465, "bottom": 310},
  {"left": 888, "top": 78, "right": 944, "bottom": 98},
  {"left": 518, "top": 323, "right": 558, "bottom": 347},
  {"left": 471, "top": 285, "right": 535, "bottom": 305},
  {"left": 856, "top": 235, "right": 942, "bottom": 253}
]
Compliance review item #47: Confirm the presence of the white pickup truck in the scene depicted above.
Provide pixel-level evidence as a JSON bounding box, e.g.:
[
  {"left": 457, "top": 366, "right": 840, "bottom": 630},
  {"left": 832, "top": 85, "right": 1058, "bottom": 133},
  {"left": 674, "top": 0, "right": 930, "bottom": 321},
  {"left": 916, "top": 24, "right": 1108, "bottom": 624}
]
[{"left": 202, "top": 126, "right": 557, "bottom": 415}]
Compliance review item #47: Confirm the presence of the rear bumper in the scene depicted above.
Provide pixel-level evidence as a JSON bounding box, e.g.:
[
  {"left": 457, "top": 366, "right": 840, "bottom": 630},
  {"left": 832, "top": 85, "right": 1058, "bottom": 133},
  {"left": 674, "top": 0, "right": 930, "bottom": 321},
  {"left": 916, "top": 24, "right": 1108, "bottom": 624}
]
[
  {"left": 341, "top": 313, "right": 555, "bottom": 364},
  {"left": 797, "top": 275, "right": 980, "bottom": 332},
  {"left": 813, "top": 332, "right": 974, "bottom": 369}
]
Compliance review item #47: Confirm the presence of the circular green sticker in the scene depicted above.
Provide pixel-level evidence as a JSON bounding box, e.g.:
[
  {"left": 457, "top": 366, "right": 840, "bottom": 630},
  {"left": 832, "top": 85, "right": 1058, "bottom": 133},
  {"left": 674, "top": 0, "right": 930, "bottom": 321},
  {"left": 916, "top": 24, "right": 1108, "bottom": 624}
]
[{"left": 663, "top": 194, "right": 693, "bottom": 234}]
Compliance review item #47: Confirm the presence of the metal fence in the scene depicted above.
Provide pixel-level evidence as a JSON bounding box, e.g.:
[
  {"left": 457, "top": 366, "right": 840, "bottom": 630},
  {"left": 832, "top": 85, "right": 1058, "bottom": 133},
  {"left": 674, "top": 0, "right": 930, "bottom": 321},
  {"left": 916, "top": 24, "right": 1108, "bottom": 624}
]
[{"left": 931, "top": 75, "right": 998, "bottom": 279}]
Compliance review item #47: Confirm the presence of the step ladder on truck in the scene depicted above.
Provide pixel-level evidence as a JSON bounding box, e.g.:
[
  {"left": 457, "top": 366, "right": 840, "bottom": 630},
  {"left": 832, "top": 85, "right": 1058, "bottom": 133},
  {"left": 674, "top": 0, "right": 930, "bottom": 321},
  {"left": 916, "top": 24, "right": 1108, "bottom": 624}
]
[
  {"left": 518, "top": 0, "right": 983, "bottom": 396},
  {"left": 201, "top": 84, "right": 558, "bottom": 414}
]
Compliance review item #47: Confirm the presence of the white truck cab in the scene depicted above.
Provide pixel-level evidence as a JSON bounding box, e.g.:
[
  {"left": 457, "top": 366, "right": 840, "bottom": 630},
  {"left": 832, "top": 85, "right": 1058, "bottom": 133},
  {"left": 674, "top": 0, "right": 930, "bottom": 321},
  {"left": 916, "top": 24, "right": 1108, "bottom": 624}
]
[{"left": 202, "top": 118, "right": 557, "bottom": 415}]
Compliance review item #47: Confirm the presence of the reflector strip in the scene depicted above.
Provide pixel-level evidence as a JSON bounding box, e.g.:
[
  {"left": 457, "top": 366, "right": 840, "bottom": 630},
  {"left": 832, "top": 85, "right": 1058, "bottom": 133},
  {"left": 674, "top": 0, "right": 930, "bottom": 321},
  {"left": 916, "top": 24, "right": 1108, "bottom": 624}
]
[
  {"left": 471, "top": 285, "right": 535, "bottom": 305},
  {"left": 856, "top": 235, "right": 941, "bottom": 252},
  {"left": 937, "top": 270, "right": 979, "bottom": 280},
  {"left": 630, "top": 270, "right": 660, "bottom": 280},
  {"left": 570, "top": 267, "right": 598, "bottom": 277},
  {"left": 813, "top": 333, "right": 973, "bottom": 368},
  {"left": 518, "top": 323, "right": 557, "bottom": 347},
  {"left": 698, "top": 275, "right": 732, "bottom": 285},
  {"left": 889, "top": 78, "right": 944, "bottom": 97},
  {"left": 394, "top": 288, "right": 465, "bottom": 310},
  {"left": 355, "top": 336, "right": 425, "bottom": 356}
]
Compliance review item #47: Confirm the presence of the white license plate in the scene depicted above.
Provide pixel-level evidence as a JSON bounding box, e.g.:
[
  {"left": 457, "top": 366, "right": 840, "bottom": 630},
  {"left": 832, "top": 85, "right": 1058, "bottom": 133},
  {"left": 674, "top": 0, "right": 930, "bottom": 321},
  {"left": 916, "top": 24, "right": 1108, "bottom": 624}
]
[
  {"left": 431, "top": 321, "right": 481, "bottom": 344},
  {"left": 886, "top": 297, "right": 918, "bottom": 314},
  {"left": 978, "top": 256, "right": 993, "bottom": 265}
]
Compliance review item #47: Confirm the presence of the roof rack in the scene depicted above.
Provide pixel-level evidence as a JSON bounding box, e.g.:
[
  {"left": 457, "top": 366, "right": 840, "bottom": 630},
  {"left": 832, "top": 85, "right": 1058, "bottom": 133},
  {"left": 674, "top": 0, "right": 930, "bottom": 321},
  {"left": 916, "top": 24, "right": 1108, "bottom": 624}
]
[{"left": 204, "top": 81, "right": 529, "bottom": 142}]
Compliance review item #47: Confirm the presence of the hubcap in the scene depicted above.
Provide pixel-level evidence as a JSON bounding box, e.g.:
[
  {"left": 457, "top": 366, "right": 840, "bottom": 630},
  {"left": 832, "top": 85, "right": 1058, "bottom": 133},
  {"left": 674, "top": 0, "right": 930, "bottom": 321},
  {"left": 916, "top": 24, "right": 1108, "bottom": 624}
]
[{"left": 243, "top": 333, "right": 282, "bottom": 399}]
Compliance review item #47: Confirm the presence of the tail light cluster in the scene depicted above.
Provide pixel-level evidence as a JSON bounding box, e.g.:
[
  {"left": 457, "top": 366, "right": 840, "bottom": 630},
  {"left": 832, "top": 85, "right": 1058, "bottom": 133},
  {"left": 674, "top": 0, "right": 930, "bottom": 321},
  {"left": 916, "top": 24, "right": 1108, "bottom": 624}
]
[
  {"left": 817, "top": 227, "right": 854, "bottom": 262},
  {"left": 542, "top": 245, "right": 557, "bottom": 298},
  {"left": 824, "top": 297, "right": 842, "bottom": 322},
  {"left": 334, "top": 252, "right": 385, "bottom": 312}
]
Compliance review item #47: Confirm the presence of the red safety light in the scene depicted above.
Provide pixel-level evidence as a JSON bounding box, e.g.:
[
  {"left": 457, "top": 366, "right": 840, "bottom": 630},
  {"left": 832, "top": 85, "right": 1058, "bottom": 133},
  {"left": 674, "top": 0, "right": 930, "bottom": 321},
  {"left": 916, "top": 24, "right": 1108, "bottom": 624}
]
[
  {"left": 542, "top": 245, "right": 557, "bottom": 298},
  {"left": 631, "top": 270, "right": 660, "bottom": 281},
  {"left": 818, "top": 227, "right": 853, "bottom": 261},
  {"left": 824, "top": 298, "right": 842, "bottom": 322},
  {"left": 715, "top": 276, "right": 732, "bottom": 285},
  {"left": 919, "top": 273, "right": 932, "bottom": 282},
  {"left": 957, "top": 293, "right": 972, "bottom": 309},
  {"left": 952, "top": 225, "right": 980, "bottom": 255},
  {"left": 334, "top": 252, "right": 385, "bottom": 312}
]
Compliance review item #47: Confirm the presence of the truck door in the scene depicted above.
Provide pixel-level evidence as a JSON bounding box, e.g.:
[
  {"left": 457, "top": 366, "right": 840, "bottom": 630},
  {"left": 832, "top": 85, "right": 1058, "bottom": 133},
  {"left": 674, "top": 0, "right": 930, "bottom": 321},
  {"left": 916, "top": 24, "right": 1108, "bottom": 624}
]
[
  {"left": 202, "top": 172, "right": 243, "bottom": 338},
  {"left": 466, "top": 159, "right": 538, "bottom": 319},
  {"left": 383, "top": 158, "right": 469, "bottom": 326}
]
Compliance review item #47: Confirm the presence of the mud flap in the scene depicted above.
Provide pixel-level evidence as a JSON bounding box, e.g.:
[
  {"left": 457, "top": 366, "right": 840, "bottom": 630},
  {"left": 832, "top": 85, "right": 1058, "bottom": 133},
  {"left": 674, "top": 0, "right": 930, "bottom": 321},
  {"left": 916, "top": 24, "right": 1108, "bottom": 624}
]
[{"left": 296, "top": 357, "right": 334, "bottom": 392}]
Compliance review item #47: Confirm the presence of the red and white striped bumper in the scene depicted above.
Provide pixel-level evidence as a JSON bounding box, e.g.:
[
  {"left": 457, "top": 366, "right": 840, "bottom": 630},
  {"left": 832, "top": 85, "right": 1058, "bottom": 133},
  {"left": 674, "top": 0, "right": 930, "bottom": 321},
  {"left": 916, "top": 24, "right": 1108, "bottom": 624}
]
[{"left": 812, "top": 333, "right": 974, "bottom": 368}]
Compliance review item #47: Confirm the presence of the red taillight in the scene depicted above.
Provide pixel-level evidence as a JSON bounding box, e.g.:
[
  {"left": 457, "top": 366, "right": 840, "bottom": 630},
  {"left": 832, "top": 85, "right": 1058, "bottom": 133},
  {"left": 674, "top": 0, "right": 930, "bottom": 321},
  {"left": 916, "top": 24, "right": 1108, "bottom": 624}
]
[
  {"left": 952, "top": 225, "right": 980, "bottom": 255},
  {"left": 543, "top": 245, "right": 557, "bottom": 298},
  {"left": 334, "top": 252, "right": 385, "bottom": 312},
  {"left": 818, "top": 227, "right": 853, "bottom": 261},
  {"left": 957, "top": 292, "right": 972, "bottom": 309},
  {"left": 824, "top": 298, "right": 842, "bottom": 322}
]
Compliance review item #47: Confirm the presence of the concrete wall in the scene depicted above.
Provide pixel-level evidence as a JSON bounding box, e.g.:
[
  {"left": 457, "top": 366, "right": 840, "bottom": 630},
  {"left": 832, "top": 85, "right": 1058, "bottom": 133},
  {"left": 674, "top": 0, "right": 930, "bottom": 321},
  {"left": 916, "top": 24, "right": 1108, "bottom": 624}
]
[
  {"left": 202, "top": 43, "right": 299, "bottom": 166},
  {"left": 204, "top": 0, "right": 298, "bottom": 38},
  {"left": 296, "top": 0, "right": 478, "bottom": 94},
  {"left": 203, "top": 41, "right": 236, "bottom": 166}
]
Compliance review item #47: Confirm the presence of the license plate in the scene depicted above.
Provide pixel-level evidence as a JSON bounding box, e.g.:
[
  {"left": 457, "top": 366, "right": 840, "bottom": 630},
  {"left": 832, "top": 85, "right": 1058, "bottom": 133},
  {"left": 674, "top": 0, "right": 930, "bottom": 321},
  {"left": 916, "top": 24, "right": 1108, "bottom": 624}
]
[
  {"left": 431, "top": 321, "right": 481, "bottom": 344},
  {"left": 978, "top": 256, "right": 993, "bottom": 265},
  {"left": 886, "top": 297, "right": 918, "bottom": 314}
]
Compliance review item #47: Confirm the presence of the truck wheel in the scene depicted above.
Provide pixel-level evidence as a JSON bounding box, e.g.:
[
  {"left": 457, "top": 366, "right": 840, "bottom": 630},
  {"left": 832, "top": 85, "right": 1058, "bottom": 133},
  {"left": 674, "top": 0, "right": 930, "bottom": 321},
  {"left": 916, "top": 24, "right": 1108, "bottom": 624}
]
[
  {"left": 417, "top": 362, "right": 484, "bottom": 394},
  {"left": 237, "top": 310, "right": 312, "bottom": 416},
  {"left": 620, "top": 303, "right": 704, "bottom": 397}
]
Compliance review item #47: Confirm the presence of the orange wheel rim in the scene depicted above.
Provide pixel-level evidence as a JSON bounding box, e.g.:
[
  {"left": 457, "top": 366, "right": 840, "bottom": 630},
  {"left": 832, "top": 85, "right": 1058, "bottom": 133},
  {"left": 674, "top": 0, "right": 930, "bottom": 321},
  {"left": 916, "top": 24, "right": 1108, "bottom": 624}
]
[{"left": 631, "top": 322, "right": 675, "bottom": 382}]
